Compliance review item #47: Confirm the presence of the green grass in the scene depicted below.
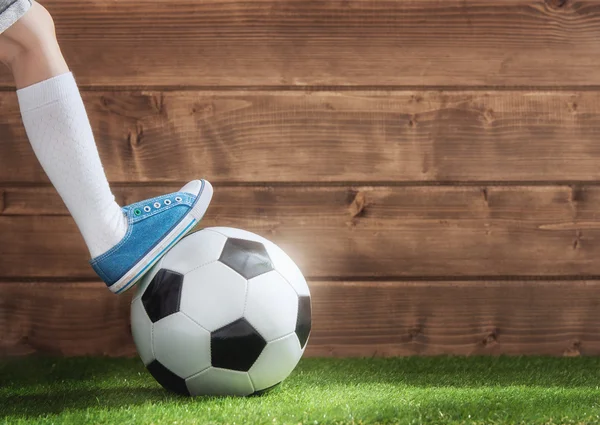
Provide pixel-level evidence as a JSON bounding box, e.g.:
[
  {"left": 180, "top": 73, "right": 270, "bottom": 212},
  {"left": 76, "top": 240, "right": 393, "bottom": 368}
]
[{"left": 2, "top": 357, "right": 600, "bottom": 425}]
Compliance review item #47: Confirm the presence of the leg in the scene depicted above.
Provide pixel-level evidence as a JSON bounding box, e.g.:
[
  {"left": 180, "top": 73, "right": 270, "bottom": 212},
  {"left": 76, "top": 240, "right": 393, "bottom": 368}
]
[
  {"left": 0, "top": 2, "right": 128, "bottom": 258},
  {"left": 0, "top": 2, "right": 213, "bottom": 294}
]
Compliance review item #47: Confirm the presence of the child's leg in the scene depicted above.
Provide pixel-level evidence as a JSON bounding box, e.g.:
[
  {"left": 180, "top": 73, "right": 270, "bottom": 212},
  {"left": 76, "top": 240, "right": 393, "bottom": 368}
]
[
  {"left": 0, "top": 2, "right": 128, "bottom": 258},
  {"left": 0, "top": 2, "right": 213, "bottom": 293}
]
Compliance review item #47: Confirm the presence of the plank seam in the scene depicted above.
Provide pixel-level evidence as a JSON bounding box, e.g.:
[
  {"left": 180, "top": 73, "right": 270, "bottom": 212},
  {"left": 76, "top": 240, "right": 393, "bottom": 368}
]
[
  {"left": 6, "top": 181, "right": 600, "bottom": 189},
  {"left": 3, "top": 276, "right": 600, "bottom": 283},
  {"left": 5, "top": 85, "right": 600, "bottom": 92}
]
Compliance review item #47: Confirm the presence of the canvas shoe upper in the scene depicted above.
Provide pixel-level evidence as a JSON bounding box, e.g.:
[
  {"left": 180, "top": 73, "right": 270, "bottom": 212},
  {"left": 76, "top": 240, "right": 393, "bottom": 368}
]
[{"left": 90, "top": 179, "right": 213, "bottom": 294}]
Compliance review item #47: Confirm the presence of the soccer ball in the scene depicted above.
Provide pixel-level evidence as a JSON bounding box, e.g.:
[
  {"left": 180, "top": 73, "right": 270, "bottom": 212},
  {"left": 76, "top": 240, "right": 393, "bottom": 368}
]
[{"left": 130, "top": 227, "right": 312, "bottom": 396}]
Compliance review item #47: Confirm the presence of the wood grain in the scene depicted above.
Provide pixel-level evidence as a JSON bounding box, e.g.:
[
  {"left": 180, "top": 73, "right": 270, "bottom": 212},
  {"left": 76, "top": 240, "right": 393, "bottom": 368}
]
[
  {"left": 2, "top": 90, "right": 600, "bottom": 183},
  {"left": 3, "top": 0, "right": 600, "bottom": 360},
  {"left": 1, "top": 0, "right": 599, "bottom": 87},
  {"left": 0, "top": 282, "right": 133, "bottom": 357},
  {"left": 3, "top": 185, "right": 600, "bottom": 278},
  {"left": 1, "top": 280, "right": 598, "bottom": 357}
]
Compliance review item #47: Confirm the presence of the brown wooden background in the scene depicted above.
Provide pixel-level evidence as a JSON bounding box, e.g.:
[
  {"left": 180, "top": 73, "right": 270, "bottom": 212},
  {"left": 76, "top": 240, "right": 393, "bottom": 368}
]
[{"left": 3, "top": 0, "right": 600, "bottom": 357}]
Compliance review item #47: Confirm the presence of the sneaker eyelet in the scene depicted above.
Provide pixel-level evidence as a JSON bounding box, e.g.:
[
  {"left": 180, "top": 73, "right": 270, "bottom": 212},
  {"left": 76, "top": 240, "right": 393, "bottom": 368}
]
[
  {"left": 164, "top": 199, "right": 172, "bottom": 206},
  {"left": 134, "top": 208, "right": 142, "bottom": 216},
  {"left": 175, "top": 196, "right": 183, "bottom": 203},
  {"left": 154, "top": 202, "right": 161, "bottom": 209},
  {"left": 143, "top": 206, "right": 151, "bottom": 213}
]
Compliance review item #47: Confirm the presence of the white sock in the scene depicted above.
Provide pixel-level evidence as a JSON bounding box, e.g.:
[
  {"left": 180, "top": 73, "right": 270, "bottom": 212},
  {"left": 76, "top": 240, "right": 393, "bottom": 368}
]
[{"left": 17, "top": 72, "right": 128, "bottom": 258}]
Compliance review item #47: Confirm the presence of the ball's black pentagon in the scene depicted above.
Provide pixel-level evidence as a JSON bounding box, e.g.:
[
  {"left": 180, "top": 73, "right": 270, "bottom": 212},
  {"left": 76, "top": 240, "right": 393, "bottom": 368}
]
[
  {"left": 219, "top": 238, "right": 274, "bottom": 279},
  {"left": 142, "top": 269, "right": 184, "bottom": 323},
  {"left": 147, "top": 360, "right": 190, "bottom": 396},
  {"left": 211, "top": 318, "right": 266, "bottom": 371},
  {"left": 250, "top": 382, "right": 281, "bottom": 397},
  {"left": 296, "top": 296, "right": 312, "bottom": 349}
]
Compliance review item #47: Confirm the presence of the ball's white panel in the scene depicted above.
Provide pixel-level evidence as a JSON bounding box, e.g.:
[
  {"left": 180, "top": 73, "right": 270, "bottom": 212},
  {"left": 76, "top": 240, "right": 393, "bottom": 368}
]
[
  {"left": 152, "top": 312, "right": 211, "bottom": 379},
  {"left": 186, "top": 367, "right": 255, "bottom": 397},
  {"left": 132, "top": 257, "right": 165, "bottom": 302},
  {"left": 180, "top": 261, "right": 247, "bottom": 332},
  {"left": 264, "top": 242, "right": 310, "bottom": 297},
  {"left": 161, "top": 229, "right": 228, "bottom": 275},
  {"left": 207, "top": 227, "right": 270, "bottom": 244},
  {"left": 130, "top": 298, "right": 155, "bottom": 365},
  {"left": 244, "top": 271, "right": 299, "bottom": 341},
  {"left": 249, "top": 333, "right": 302, "bottom": 391}
]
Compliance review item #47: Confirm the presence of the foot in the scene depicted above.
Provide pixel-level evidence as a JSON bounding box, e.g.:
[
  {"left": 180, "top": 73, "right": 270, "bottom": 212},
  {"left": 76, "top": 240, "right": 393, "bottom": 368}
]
[{"left": 90, "top": 180, "right": 213, "bottom": 294}]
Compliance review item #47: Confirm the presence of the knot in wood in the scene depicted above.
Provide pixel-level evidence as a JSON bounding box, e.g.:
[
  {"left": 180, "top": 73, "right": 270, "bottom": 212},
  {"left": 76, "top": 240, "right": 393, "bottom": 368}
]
[
  {"left": 152, "top": 94, "right": 165, "bottom": 115},
  {"left": 408, "top": 325, "right": 423, "bottom": 341},
  {"left": 564, "top": 340, "right": 581, "bottom": 357},
  {"left": 481, "top": 109, "right": 495, "bottom": 125},
  {"left": 100, "top": 96, "right": 112, "bottom": 108},
  {"left": 545, "top": 0, "right": 569, "bottom": 9},
  {"left": 128, "top": 123, "right": 144, "bottom": 148},
  {"left": 482, "top": 328, "right": 499, "bottom": 347},
  {"left": 348, "top": 190, "right": 367, "bottom": 219},
  {"left": 568, "top": 102, "right": 578, "bottom": 114}
]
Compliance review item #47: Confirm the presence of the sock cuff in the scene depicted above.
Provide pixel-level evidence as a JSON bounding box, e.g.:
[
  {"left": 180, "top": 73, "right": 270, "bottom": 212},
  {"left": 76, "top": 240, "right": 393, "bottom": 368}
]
[{"left": 16, "top": 72, "right": 79, "bottom": 113}]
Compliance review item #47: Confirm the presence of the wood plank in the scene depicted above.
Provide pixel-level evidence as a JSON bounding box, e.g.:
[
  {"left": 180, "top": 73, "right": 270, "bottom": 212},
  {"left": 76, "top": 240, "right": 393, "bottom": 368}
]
[
  {"left": 1, "top": 1, "right": 600, "bottom": 87},
  {"left": 1, "top": 280, "right": 598, "bottom": 357},
  {"left": 3, "top": 185, "right": 600, "bottom": 278},
  {"left": 2, "top": 90, "right": 600, "bottom": 183}
]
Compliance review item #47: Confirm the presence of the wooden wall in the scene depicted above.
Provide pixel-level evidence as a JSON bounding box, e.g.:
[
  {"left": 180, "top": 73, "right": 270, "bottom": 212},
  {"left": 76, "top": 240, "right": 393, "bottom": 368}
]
[{"left": 3, "top": 0, "right": 600, "bottom": 357}]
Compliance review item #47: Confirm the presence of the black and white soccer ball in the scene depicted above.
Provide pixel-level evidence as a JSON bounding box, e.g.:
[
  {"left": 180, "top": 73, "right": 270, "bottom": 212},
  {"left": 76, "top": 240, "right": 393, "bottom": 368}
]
[{"left": 130, "top": 227, "right": 311, "bottom": 396}]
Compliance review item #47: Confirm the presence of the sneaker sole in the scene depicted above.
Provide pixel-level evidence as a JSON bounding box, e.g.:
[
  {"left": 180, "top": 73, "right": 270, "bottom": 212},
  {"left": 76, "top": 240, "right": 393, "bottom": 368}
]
[{"left": 110, "top": 180, "right": 214, "bottom": 294}]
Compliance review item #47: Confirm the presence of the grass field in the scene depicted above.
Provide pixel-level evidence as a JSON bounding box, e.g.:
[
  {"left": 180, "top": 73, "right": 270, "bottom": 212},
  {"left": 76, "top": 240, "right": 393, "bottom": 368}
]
[{"left": 2, "top": 356, "right": 600, "bottom": 425}]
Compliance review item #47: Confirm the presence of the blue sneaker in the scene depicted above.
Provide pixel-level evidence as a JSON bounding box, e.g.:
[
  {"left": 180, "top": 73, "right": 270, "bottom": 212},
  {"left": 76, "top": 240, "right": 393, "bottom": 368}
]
[{"left": 90, "top": 179, "right": 213, "bottom": 294}]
